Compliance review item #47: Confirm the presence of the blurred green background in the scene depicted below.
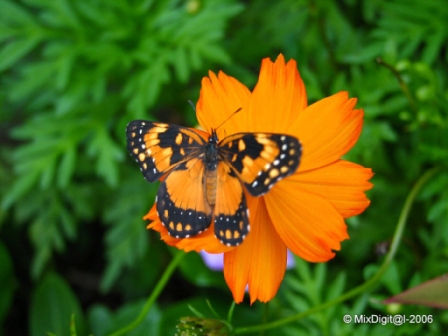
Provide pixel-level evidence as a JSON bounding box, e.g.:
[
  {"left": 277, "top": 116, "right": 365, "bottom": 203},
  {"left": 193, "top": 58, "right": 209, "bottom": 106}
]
[{"left": 1, "top": 0, "right": 448, "bottom": 335}]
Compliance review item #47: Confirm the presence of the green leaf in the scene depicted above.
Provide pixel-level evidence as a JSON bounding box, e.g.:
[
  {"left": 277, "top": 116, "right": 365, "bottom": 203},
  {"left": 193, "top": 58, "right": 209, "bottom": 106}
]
[
  {"left": 0, "top": 37, "right": 41, "bottom": 71},
  {"left": 101, "top": 215, "right": 148, "bottom": 291},
  {"left": 326, "top": 273, "right": 346, "bottom": 301},
  {"left": 422, "top": 31, "right": 445, "bottom": 64},
  {"left": 87, "top": 128, "right": 124, "bottom": 187},
  {"left": 0, "top": 0, "right": 37, "bottom": 25},
  {"left": 87, "top": 305, "right": 112, "bottom": 336},
  {"left": 30, "top": 272, "right": 85, "bottom": 336},
  {"left": 1, "top": 170, "right": 40, "bottom": 210},
  {"left": 100, "top": 172, "right": 154, "bottom": 291},
  {"left": 173, "top": 47, "right": 189, "bottom": 82},
  {"left": 365, "top": 261, "right": 403, "bottom": 295},
  {"left": 57, "top": 147, "right": 76, "bottom": 188}
]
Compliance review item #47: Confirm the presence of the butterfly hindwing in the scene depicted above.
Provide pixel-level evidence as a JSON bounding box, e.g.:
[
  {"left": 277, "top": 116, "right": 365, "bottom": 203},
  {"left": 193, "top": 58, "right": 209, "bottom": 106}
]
[
  {"left": 126, "top": 120, "right": 206, "bottom": 182},
  {"left": 156, "top": 158, "right": 213, "bottom": 238},
  {"left": 213, "top": 162, "right": 250, "bottom": 246},
  {"left": 219, "top": 133, "right": 301, "bottom": 196}
]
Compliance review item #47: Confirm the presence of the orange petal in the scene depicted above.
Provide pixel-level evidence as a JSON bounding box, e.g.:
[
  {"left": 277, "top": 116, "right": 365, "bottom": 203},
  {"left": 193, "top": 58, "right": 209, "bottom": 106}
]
[
  {"left": 265, "top": 180, "right": 349, "bottom": 262},
  {"left": 290, "top": 160, "right": 373, "bottom": 218},
  {"left": 196, "top": 71, "right": 251, "bottom": 138},
  {"left": 144, "top": 204, "right": 233, "bottom": 253},
  {"left": 291, "top": 91, "right": 364, "bottom": 172},
  {"left": 248, "top": 54, "right": 307, "bottom": 133},
  {"left": 223, "top": 197, "right": 287, "bottom": 303}
]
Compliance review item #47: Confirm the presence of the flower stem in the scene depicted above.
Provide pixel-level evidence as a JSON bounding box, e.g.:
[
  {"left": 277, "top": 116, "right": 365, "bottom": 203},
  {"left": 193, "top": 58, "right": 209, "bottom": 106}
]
[
  {"left": 234, "top": 167, "right": 441, "bottom": 335},
  {"left": 108, "top": 251, "right": 185, "bottom": 336}
]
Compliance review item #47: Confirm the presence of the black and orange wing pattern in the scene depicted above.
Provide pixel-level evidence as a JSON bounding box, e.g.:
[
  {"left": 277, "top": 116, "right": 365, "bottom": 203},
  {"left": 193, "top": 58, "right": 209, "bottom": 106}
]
[
  {"left": 127, "top": 121, "right": 302, "bottom": 246},
  {"left": 156, "top": 158, "right": 213, "bottom": 238},
  {"left": 127, "top": 121, "right": 212, "bottom": 237},
  {"left": 213, "top": 162, "right": 250, "bottom": 246},
  {"left": 126, "top": 121, "right": 206, "bottom": 182},
  {"left": 218, "top": 132, "right": 302, "bottom": 196}
]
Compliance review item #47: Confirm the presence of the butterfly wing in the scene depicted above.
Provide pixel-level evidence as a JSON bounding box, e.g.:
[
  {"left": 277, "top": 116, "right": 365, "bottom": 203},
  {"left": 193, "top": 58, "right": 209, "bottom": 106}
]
[
  {"left": 126, "top": 120, "right": 206, "bottom": 182},
  {"left": 213, "top": 161, "right": 250, "bottom": 246},
  {"left": 219, "top": 133, "right": 301, "bottom": 196},
  {"left": 156, "top": 157, "right": 213, "bottom": 238}
]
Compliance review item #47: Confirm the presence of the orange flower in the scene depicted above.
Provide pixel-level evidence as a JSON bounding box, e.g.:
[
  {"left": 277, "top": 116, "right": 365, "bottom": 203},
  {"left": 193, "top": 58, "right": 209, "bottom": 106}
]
[{"left": 145, "top": 54, "right": 373, "bottom": 303}]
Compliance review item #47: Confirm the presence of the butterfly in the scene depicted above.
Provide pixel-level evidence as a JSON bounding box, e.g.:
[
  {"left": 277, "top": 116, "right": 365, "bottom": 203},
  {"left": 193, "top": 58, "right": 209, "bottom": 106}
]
[{"left": 126, "top": 120, "right": 301, "bottom": 246}]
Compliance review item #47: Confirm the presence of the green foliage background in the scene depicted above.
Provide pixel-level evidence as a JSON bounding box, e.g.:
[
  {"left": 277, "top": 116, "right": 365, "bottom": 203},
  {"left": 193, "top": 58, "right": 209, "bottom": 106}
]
[{"left": 1, "top": 0, "right": 447, "bottom": 335}]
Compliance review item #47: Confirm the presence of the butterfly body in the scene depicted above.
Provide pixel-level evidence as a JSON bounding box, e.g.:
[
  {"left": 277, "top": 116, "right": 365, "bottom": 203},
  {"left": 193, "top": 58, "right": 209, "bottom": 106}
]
[{"left": 127, "top": 120, "right": 301, "bottom": 246}]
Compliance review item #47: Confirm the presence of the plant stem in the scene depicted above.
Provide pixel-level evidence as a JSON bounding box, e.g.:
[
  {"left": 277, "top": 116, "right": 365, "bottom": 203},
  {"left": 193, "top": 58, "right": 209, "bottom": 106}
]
[
  {"left": 376, "top": 57, "right": 417, "bottom": 113},
  {"left": 109, "top": 251, "right": 185, "bottom": 336},
  {"left": 235, "top": 166, "right": 441, "bottom": 335}
]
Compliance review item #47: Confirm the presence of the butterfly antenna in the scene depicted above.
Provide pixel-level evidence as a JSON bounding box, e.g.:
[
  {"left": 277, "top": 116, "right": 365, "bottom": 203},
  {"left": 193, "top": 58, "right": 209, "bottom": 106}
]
[
  {"left": 215, "top": 107, "right": 242, "bottom": 131},
  {"left": 187, "top": 99, "right": 196, "bottom": 112}
]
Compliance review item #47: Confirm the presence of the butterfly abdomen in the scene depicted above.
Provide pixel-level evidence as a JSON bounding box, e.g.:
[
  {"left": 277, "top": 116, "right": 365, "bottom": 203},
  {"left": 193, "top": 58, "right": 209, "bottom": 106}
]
[{"left": 205, "top": 168, "right": 217, "bottom": 207}]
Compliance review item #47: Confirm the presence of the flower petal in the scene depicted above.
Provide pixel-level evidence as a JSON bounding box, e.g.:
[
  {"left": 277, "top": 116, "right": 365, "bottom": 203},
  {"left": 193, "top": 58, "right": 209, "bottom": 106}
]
[
  {"left": 290, "top": 160, "right": 373, "bottom": 218},
  {"left": 265, "top": 181, "right": 349, "bottom": 262},
  {"left": 200, "top": 251, "right": 224, "bottom": 271},
  {"left": 196, "top": 71, "right": 251, "bottom": 138},
  {"left": 249, "top": 54, "right": 307, "bottom": 133},
  {"left": 291, "top": 91, "right": 364, "bottom": 172},
  {"left": 144, "top": 204, "right": 233, "bottom": 253},
  {"left": 223, "top": 197, "right": 287, "bottom": 303}
]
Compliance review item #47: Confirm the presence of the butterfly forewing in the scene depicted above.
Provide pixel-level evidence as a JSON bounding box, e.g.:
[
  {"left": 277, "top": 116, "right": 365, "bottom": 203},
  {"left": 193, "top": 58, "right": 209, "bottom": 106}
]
[
  {"left": 218, "top": 132, "right": 301, "bottom": 195},
  {"left": 126, "top": 121, "right": 206, "bottom": 182}
]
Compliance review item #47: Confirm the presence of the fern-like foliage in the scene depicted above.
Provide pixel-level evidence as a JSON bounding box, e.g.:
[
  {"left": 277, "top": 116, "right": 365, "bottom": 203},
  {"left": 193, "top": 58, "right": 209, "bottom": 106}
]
[{"left": 0, "top": 0, "right": 242, "bottom": 281}]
